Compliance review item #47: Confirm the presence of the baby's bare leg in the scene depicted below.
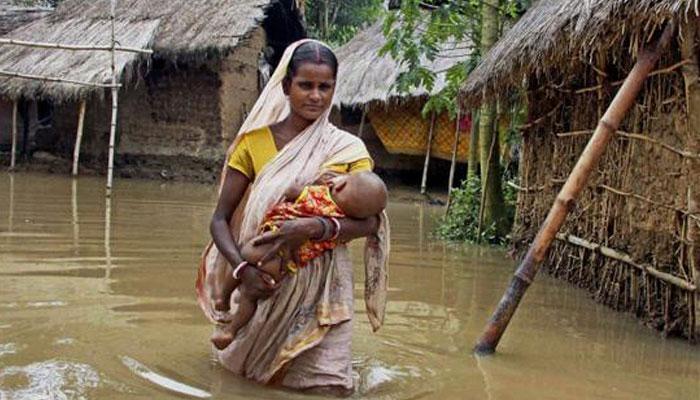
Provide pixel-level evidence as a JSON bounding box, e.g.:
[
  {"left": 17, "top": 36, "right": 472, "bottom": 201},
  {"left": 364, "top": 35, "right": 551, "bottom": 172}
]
[
  {"left": 206, "top": 260, "right": 239, "bottom": 315},
  {"left": 210, "top": 242, "right": 284, "bottom": 350},
  {"left": 211, "top": 287, "right": 258, "bottom": 350}
]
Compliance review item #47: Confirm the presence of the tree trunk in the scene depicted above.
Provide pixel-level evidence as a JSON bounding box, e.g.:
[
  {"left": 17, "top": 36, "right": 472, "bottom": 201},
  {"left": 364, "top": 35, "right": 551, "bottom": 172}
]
[{"left": 478, "top": 0, "right": 507, "bottom": 234}]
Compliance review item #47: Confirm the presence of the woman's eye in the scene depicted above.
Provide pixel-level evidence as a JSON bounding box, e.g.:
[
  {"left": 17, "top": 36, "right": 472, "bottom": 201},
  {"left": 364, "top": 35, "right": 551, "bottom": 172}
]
[{"left": 298, "top": 82, "right": 313, "bottom": 89}]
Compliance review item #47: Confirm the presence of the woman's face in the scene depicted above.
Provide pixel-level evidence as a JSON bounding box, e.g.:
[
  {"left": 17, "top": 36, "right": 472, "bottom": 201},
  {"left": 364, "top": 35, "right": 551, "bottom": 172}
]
[{"left": 284, "top": 62, "right": 336, "bottom": 122}]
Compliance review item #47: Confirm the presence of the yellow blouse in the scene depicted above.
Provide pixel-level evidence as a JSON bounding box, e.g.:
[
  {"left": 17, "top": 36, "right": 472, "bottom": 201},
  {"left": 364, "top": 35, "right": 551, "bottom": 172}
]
[{"left": 227, "top": 126, "right": 372, "bottom": 181}]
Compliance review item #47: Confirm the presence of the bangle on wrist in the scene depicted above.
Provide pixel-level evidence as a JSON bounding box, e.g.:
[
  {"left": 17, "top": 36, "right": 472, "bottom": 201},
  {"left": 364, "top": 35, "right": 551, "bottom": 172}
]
[
  {"left": 313, "top": 217, "right": 330, "bottom": 241},
  {"left": 232, "top": 261, "right": 248, "bottom": 280},
  {"left": 329, "top": 217, "right": 341, "bottom": 241}
]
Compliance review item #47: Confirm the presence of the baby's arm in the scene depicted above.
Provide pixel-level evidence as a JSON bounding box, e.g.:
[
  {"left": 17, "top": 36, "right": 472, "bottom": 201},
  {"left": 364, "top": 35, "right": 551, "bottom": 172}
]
[{"left": 283, "top": 183, "right": 305, "bottom": 201}]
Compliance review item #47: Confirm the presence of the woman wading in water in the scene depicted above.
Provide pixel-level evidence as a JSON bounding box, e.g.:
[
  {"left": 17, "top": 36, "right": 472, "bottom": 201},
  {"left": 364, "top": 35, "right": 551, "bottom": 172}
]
[{"left": 196, "top": 40, "right": 389, "bottom": 395}]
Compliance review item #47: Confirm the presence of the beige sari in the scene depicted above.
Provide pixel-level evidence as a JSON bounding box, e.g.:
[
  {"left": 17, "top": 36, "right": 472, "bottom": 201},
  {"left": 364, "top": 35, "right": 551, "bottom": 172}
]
[{"left": 195, "top": 39, "right": 390, "bottom": 389}]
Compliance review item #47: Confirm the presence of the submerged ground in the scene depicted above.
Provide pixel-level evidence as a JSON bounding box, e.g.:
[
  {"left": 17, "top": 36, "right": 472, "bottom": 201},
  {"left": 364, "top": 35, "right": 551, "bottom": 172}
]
[{"left": 0, "top": 172, "right": 698, "bottom": 399}]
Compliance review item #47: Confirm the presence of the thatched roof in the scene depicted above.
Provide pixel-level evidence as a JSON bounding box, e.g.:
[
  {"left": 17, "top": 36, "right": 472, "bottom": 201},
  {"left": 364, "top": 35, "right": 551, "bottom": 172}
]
[
  {"left": 50, "top": 0, "right": 272, "bottom": 56},
  {"left": 334, "top": 19, "right": 473, "bottom": 107},
  {"left": 0, "top": 18, "right": 158, "bottom": 101},
  {"left": 0, "top": 1, "right": 51, "bottom": 36},
  {"left": 0, "top": 0, "right": 276, "bottom": 101},
  {"left": 461, "top": 0, "right": 699, "bottom": 105}
]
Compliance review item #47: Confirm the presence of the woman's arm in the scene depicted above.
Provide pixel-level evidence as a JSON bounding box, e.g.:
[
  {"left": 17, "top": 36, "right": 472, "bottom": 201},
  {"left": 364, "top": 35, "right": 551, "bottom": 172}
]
[
  {"left": 210, "top": 168, "right": 249, "bottom": 267},
  {"left": 210, "top": 168, "right": 279, "bottom": 296},
  {"left": 251, "top": 215, "right": 380, "bottom": 266}
]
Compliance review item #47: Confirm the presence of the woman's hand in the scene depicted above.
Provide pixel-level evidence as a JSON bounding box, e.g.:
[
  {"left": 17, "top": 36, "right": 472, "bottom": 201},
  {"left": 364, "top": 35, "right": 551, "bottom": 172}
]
[
  {"left": 251, "top": 218, "right": 321, "bottom": 267},
  {"left": 239, "top": 263, "right": 279, "bottom": 299}
]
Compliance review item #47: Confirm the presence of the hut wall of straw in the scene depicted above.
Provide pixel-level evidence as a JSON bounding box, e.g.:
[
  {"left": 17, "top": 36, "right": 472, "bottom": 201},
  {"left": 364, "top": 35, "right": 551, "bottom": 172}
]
[{"left": 511, "top": 32, "right": 698, "bottom": 339}]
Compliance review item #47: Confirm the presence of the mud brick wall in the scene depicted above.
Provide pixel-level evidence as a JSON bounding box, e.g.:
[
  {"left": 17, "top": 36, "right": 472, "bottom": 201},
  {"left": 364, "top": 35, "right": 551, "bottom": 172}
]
[{"left": 49, "top": 30, "right": 264, "bottom": 162}]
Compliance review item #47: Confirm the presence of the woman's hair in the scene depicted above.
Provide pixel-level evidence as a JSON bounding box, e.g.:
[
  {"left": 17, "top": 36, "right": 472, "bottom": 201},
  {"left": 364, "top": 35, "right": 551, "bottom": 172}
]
[{"left": 286, "top": 42, "right": 339, "bottom": 80}]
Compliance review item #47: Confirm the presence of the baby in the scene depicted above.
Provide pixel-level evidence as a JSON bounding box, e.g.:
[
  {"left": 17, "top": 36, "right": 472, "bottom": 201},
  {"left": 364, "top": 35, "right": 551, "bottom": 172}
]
[{"left": 211, "top": 171, "right": 388, "bottom": 350}]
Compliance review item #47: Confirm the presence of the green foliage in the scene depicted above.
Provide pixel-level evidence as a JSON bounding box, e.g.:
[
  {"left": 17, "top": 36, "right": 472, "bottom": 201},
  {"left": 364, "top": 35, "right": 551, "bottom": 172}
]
[
  {"left": 381, "top": 0, "right": 530, "bottom": 117},
  {"left": 436, "top": 176, "right": 517, "bottom": 245},
  {"left": 304, "top": 0, "right": 386, "bottom": 46}
]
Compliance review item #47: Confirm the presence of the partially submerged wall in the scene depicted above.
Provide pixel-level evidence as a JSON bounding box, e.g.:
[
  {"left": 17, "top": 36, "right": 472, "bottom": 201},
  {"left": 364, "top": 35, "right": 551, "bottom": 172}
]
[
  {"left": 513, "top": 36, "right": 698, "bottom": 339},
  {"left": 47, "top": 30, "right": 264, "bottom": 175}
]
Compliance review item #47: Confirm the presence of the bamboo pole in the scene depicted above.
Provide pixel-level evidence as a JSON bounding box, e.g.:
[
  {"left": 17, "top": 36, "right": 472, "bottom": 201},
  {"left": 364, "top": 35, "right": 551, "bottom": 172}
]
[
  {"left": 7, "top": 173, "right": 14, "bottom": 232},
  {"left": 106, "top": 0, "right": 118, "bottom": 196},
  {"left": 72, "top": 100, "right": 87, "bottom": 176},
  {"left": 557, "top": 234, "right": 696, "bottom": 291},
  {"left": 420, "top": 112, "right": 437, "bottom": 195},
  {"left": 0, "top": 69, "right": 121, "bottom": 88},
  {"left": 473, "top": 24, "right": 676, "bottom": 355},
  {"left": 0, "top": 38, "right": 153, "bottom": 54},
  {"left": 447, "top": 107, "right": 462, "bottom": 204},
  {"left": 9, "top": 100, "right": 17, "bottom": 170}
]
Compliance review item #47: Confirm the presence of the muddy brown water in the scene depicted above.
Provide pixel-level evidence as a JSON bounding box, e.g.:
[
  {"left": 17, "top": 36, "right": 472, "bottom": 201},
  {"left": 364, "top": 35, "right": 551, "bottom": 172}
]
[{"left": 0, "top": 172, "right": 698, "bottom": 399}]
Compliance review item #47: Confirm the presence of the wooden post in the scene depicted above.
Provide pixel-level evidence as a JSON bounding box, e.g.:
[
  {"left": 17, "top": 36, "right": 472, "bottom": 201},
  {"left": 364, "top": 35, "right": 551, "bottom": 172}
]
[
  {"left": 357, "top": 105, "right": 367, "bottom": 138},
  {"left": 473, "top": 24, "right": 675, "bottom": 355},
  {"left": 420, "top": 112, "right": 436, "bottom": 195},
  {"left": 7, "top": 173, "right": 14, "bottom": 232},
  {"left": 72, "top": 100, "right": 87, "bottom": 176},
  {"left": 9, "top": 100, "right": 17, "bottom": 170},
  {"left": 446, "top": 107, "right": 462, "bottom": 209},
  {"left": 72, "top": 178, "right": 80, "bottom": 253},
  {"left": 106, "top": 0, "right": 118, "bottom": 196}
]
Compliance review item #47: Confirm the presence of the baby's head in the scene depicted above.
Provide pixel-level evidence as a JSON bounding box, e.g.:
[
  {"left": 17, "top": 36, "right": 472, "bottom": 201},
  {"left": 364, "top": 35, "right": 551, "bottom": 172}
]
[{"left": 330, "top": 172, "right": 387, "bottom": 219}]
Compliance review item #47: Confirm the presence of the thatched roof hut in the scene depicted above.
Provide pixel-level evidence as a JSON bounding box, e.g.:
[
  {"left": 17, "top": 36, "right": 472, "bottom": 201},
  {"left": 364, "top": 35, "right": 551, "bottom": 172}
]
[
  {"left": 335, "top": 19, "right": 471, "bottom": 107},
  {"left": 461, "top": 0, "right": 693, "bottom": 104},
  {"left": 0, "top": 1, "right": 51, "bottom": 36},
  {"left": 461, "top": 0, "right": 700, "bottom": 340},
  {"left": 333, "top": 19, "right": 473, "bottom": 170},
  {"left": 0, "top": 0, "right": 277, "bottom": 101},
  {"left": 0, "top": 0, "right": 304, "bottom": 175}
]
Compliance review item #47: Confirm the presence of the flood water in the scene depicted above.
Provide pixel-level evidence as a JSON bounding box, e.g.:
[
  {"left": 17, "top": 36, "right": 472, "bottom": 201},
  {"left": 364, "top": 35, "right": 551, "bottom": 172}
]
[{"left": 0, "top": 171, "right": 698, "bottom": 400}]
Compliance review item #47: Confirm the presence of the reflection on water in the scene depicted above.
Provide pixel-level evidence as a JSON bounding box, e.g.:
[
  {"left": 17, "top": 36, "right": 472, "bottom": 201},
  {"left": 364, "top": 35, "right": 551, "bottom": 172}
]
[{"left": 0, "top": 172, "right": 698, "bottom": 399}]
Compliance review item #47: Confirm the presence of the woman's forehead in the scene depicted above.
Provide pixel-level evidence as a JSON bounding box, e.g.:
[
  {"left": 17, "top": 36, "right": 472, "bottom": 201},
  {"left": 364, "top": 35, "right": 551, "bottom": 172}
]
[{"left": 293, "top": 63, "right": 335, "bottom": 80}]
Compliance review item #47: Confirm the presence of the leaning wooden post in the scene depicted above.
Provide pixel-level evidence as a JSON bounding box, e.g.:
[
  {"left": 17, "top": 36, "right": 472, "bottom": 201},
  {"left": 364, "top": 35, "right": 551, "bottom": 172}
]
[
  {"left": 9, "top": 100, "right": 17, "bottom": 170},
  {"left": 106, "top": 0, "right": 118, "bottom": 196},
  {"left": 420, "top": 112, "right": 436, "bottom": 195},
  {"left": 473, "top": 24, "right": 676, "bottom": 355},
  {"left": 72, "top": 100, "right": 87, "bottom": 176},
  {"left": 446, "top": 107, "right": 462, "bottom": 208}
]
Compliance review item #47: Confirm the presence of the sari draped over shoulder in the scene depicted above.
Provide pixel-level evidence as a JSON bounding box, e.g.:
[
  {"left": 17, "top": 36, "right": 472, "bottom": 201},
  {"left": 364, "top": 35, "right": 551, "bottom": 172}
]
[{"left": 195, "top": 39, "right": 390, "bottom": 388}]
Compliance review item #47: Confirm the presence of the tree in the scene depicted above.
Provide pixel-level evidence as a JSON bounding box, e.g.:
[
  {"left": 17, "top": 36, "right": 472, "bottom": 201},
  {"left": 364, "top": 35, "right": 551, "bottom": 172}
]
[
  {"left": 382, "top": 0, "right": 530, "bottom": 242},
  {"left": 303, "top": 0, "right": 386, "bottom": 46}
]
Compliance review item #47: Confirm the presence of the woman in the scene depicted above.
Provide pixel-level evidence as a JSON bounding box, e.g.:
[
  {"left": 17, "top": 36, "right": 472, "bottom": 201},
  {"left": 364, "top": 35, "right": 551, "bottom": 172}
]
[{"left": 195, "top": 40, "right": 389, "bottom": 395}]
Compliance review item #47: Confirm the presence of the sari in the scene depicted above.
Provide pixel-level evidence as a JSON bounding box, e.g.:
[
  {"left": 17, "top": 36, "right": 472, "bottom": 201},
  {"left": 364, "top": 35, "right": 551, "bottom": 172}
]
[{"left": 195, "top": 39, "right": 390, "bottom": 390}]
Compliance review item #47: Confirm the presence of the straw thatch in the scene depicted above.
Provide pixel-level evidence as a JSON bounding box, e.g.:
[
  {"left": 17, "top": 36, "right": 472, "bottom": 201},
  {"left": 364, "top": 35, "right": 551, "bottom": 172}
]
[
  {"left": 0, "top": 18, "right": 158, "bottom": 100},
  {"left": 461, "top": 0, "right": 699, "bottom": 104},
  {"left": 0, "top": 0, "right": 51, "bottom": 36},
  {"left": 50, "top": 0, "right": 271, "bottom": 56},
  {"left": 0, "top": 0, "right": 274, "bottom": 101},
  {"left": 334, "top": 19, "right": 473, "bottom": 107}
]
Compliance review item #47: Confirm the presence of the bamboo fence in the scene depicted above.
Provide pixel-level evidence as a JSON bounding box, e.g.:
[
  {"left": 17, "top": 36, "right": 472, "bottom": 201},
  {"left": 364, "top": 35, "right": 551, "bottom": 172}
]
[{"left": 509, "top": 26, "right": 699, "bottom": 341}]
